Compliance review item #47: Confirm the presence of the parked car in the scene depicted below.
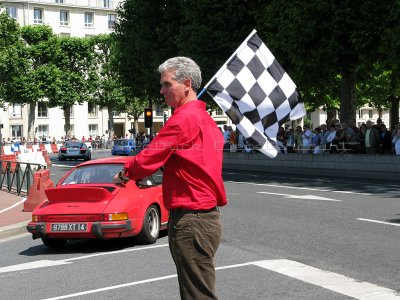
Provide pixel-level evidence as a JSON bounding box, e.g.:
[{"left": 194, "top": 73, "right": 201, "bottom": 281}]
[
  {"left": 27, "top": 157, "right": 167, "bottom": 248},
  {"left": 58, "top": 141, "right": 91, "bottom": 161},
  {"left": 111, "top": 139, "right": 136, "bottom": 156}
]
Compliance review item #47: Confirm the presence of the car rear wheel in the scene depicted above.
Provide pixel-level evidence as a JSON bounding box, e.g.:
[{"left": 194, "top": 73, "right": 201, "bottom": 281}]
[
  {"left": 136, "top": 205, "right": 160, "bottom": 244},
  {"left": 42, "top": 238, "right": 68, "bottom": 248}
]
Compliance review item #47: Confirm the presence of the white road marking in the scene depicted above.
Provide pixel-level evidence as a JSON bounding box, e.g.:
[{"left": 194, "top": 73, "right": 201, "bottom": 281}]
[
  {"left": 253, "top": 259, "right": 400, "bottom": 299},
  {"left": 0, "top": 260, "right": 71, "bottom": 274},
  {"left": 226, "top": 181, "right": 371, "bottom": 196},
  {"left": 357, "top": 218, "right": 400, "bottom": 227},
  {"left": 42, "top": 259, "right": 400, "bottom": 300},
  {"left": 0, "top": 244, "right": 169, "bottom": 274},
  {"left": 0, "top": 197, "right": 26, "bottom": 214},
  {"left": 258, "top": 192, "right": 341, "bottom": 202},
  {"left": 51, "top": 164, "right": 74, "bottom": 168}
]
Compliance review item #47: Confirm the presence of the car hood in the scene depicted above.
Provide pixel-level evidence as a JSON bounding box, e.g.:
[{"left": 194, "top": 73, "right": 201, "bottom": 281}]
[{"left": 39, "top": 186, "right": 119, "bottom": 214}]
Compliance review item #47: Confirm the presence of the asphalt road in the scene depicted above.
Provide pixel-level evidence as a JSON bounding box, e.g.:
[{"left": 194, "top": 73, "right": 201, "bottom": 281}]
[{"left": 1, "top": 151, "right": 399, "bottom": 299}]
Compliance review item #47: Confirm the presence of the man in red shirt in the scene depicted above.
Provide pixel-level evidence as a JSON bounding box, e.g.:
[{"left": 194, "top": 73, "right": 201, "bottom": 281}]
[{"left": 114, "top": 56, "right": 227, "bottom": 299}]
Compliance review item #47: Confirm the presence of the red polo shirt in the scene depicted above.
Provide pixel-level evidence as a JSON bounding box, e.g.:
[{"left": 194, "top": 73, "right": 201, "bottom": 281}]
[{"left": 123, "top": 100, "right": 227, "bottom": 210}]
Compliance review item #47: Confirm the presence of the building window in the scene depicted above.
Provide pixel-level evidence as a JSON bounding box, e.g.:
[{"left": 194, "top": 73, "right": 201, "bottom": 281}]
[
  {"left": 37, "top": 125, "right": 48, "bottom": 138},
  {"left": 84, "top": 12, "right": 94, "bottom": 28},
  {"left": 33, "top": 8, "right": 44, "bottom": 24},
  {"left": 368, "top": 110, "right": 373, "bottom": 119},
  {"left": 38, "top": 102, "right": 48, "bottom": 118},
  {"left": 89, "top": 124, "right": 98, "bottom": 136},
  {"left": 103, "top": 0, "right": 111, "bottom": 8},
  {"left": 6, "top": 7, "right": 17, "bottom": 19},
  {"left": 113, "top": 111, "right": 121, "bottom": 117},
  {"left": 60, "top": 32, "right": 70, "bottom": 37},
  {"left": 155, "top": 104, "right": 163, "bottom": 117},
  {"left": 11, "top": 125, "right": 23, "bottom": 139},
  {"left": 60, "top": 10, "right": 69, "bottom": 26},
  {"left": 11, "top": 103, "right": 22, "bottom": 117},
  {"left": 55, "top": 0, "right": 65, "bottom": 3},
  {"left": 88, "top": 103, "right": 98, "bottom": 117},
  {"left": 107, "top": 14, "right": 116, "bottom": 30}
]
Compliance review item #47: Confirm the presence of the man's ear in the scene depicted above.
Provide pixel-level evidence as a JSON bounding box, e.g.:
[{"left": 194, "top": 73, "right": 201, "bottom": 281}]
[{"left": 184, "top": 78, "right": 191, "bottom": 91}]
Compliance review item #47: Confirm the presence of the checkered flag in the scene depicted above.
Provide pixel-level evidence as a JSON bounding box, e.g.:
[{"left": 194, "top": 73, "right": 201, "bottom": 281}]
[{"left": 204, "top": 30, "right": 305, "bottom": 158}]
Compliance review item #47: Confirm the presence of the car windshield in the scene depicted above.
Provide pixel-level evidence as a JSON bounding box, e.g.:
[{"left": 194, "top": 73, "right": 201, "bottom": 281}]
[
  {"left": 114, "top": 140, "right": 130, "bottom": 146},
  {"left": 65, "top": 142, "right": 84, "bottom": 148},
  {"left": 61, "top": 163, "right": 124, "bottom": 185}
]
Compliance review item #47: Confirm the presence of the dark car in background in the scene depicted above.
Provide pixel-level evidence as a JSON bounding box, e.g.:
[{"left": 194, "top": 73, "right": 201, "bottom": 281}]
[
  {"left": 58, "top": 141, "right": 91, "bottom": 161},
  {"left": 111, "top": 139, "right": 136, "bottom": 156}
]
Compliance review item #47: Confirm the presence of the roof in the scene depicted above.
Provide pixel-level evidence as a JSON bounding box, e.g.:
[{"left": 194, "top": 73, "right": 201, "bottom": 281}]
[{"left": 77, "top": 156, "right": 132, "bottom": 167}]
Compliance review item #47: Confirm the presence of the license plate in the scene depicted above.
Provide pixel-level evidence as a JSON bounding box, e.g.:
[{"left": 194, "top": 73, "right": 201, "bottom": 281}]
[{"left": 51, "top": 223, "right": 87, "bottom": 232}]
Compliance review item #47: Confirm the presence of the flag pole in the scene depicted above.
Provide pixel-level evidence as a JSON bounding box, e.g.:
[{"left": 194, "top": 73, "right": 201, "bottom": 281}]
[{"left": 197, "top": 29, "right": 257, "bottom": 99}]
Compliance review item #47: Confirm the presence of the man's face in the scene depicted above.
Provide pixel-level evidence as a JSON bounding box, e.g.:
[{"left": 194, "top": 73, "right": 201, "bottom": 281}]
[{"left": 160, "top": 70, "right": 188, "bottom": 109}]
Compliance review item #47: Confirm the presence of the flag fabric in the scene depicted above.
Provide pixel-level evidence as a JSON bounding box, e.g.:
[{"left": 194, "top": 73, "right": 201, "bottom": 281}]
[{"left": 205, "top": 29, "right": 306, "bottom": 158}]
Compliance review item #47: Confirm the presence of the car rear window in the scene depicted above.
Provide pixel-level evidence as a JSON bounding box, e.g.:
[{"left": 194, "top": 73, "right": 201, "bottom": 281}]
[
  {"left": 65, "top": 142, "right": 84, "bottom": 148},
  {"left": 114, "top": 140, "right": 130, "bottom": 146},
  {"left": 61, "top": 163, "right": 124, "bottom": 185}
]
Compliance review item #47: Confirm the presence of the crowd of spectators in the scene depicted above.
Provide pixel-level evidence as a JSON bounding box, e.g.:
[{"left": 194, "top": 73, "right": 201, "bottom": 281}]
[{"left": 222, "top": 118, "right": 400, "bottom": 155}]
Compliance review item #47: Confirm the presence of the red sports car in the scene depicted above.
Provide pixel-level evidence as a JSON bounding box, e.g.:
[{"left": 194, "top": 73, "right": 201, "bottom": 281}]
[{"left": 27, "top": 157, "right": 168, "bottom": 248}]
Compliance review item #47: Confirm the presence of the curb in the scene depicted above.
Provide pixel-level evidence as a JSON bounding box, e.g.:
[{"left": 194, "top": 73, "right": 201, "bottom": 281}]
[{"left": 0, "top": 221, "right": 30, "bottom": 241}]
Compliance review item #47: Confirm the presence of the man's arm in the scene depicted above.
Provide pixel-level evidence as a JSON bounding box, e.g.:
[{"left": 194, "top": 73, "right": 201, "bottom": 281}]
[{"left": 122, "top": 123, "right": 182, "bottom": 181}]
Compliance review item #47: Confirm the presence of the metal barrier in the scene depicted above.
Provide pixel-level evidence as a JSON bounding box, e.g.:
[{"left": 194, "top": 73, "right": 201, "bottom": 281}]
[{"left": 0, "top": 160, "right": 46, "bottom": 196}]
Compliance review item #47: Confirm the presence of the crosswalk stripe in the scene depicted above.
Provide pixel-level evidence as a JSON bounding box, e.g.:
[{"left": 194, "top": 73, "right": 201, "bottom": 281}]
[{"left": 253, "top": 259, "right": 400, "bottom": 299}]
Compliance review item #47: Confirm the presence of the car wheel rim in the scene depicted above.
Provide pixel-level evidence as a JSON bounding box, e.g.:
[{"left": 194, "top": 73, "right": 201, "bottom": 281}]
[{"left": 148, "top": 207, "right": 159, "bottom": 237}]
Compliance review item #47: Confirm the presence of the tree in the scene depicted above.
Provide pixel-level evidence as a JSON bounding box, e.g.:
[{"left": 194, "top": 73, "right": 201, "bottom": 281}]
[
  {"left": 0, "top": 12, "right": 20, "bottom": 108},
  {"left": 91, "top": 34, "right": 132, "bottom": 138},
  {"left": 257, "top": 0, "right": 390, "bottom": 123},
  {"left": 46, "top": 36, "right": 97, "bottom": 138},
  {"left": 115, "top": 0, "right": 181, "bottom": 101},
  {"left": 0, "top": 22, "right": 55, "bottom": 140}
]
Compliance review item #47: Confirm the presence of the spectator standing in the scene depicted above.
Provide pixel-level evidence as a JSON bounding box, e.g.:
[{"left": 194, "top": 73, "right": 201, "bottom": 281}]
[
  {"left": 276, "top": 126, "right": 287, "bottom": 153},
  {"left": 294, "top": 125, "right": 303, "bottom": 151},
  {"left": 285, "top": 128, "right": 295, "bottom": 153},
  {"left": 222, "top": 125, "right": 231, "bottom": 152},
  {"left": 301, "top": 125, "right": 312, "bottom": 153},
  {"left": 312, "top": 127, "right": 322, "bottom": 154},
  {"left": 379, "top": 124, "right": 392, "bottom": 154},
  {"left": 341, "top": 122, "right": 357, "bottom": 152},
  {"left": 114, "top": 56, "right": 227, "bottom": 300},
  {"left": 365, "top": 120, "right": 380, "bottom": 154},
  {"left": 229, "top": 127, "right": 237, "bottom": 152},
  {"left": 357, "top": 124, "right": 367, "bottom": 154},
  {"left": 392, "top": 128, "right": 400, "bottom": 155},
  {"left": 326, "top": 124, "right": 337, "bottom": 153}
]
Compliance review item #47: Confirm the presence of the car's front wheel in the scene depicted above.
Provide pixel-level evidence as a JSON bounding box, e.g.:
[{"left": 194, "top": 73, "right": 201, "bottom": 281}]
[
  {"left": 135, "top": 205, "right": 160, "bottom": 244},
  {"left": 42, "top": 238, "right": 68, "bottom": 248}
]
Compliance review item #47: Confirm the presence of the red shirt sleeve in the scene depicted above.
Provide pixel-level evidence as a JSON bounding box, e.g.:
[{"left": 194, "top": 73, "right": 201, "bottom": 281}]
[{"left": 123, "top": 123, "right": 182, "bottom": 180}]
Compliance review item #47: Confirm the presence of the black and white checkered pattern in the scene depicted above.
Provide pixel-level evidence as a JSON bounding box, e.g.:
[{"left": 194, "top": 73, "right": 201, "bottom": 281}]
[{"left": 206, "top": 30, "right": 305, "bottom": 158}]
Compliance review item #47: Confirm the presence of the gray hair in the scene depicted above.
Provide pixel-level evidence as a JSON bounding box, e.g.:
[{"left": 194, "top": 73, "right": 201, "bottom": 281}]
[{"left": 158, "top": 57, "right": 202, "bottom": 92}]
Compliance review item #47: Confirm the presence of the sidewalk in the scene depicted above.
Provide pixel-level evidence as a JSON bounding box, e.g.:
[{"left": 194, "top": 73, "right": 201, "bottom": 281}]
[{"left": 0, "top": 190, "right": 31, "bottom": 240}]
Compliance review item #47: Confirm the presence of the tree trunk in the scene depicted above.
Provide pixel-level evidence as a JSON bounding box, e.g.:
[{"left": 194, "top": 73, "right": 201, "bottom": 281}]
[
  {"left": 326, "top": 108, "right": 337, "bottom": 126},
  {"left": 27, "top": 103, "right": 36, "bottom": 141},
  {"left": 107, "top": 107, "right": 114, "bottom": 139},
  {"left": 339, "top": 70, "right": 357, "bottom": 123},
  {"left": 63, "top": 106, "right": 71, "bottom": 138},
  {"left": 389, "top": 96, "right": 399, "bottom": 130}
]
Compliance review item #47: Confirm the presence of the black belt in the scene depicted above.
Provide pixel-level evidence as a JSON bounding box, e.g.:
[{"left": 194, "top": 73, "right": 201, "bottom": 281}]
[{"left": 170, "top": 206, "right": 218, "bottom": 217}]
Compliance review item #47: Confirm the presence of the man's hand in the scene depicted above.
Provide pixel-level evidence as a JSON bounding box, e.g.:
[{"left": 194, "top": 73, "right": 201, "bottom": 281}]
[{"left": 113, "top": 170, "right": 130, "bottom": 185}]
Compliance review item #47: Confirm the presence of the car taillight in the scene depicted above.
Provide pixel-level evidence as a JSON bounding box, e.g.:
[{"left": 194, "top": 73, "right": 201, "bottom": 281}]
[
  {"left": 103, "top": 213, "right": 128, "bottom": 221},
  {"left": 80, "top": 148, "right": 86, "bottom": 151},
  {"left": 60, "top": 147, "right": 67, "bottom": 151},
  {"left": 32, "top": 215, "right": 43, "bottom": 222}
]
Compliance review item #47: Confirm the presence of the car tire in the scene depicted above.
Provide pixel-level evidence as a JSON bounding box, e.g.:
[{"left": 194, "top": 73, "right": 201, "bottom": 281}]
[
  {"left": 135, "top": 205, "right": 160, "bottom": 244},
  {"left": 42, "top": 238, "right": 68, "bottom": 248}
]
